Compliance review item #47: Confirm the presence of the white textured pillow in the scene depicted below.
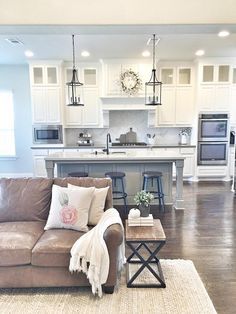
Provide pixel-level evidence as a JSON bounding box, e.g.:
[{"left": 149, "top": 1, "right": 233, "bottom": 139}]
[
  {"left": 44, "top": 185, "right": 95, "bottom": 232},
  {"left": 68, "top": 184, "right": 109, "bottom": 225}
]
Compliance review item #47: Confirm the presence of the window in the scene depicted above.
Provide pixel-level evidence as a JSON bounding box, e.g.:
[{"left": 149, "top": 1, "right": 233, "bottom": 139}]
[{"left": 0, "top": 91, "right": 16, "bottom": 156}]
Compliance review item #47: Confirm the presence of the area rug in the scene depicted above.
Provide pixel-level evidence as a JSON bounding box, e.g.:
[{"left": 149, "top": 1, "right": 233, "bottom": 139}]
[{"left": 0, "top": 260, "right": 216, "bottom": 314}]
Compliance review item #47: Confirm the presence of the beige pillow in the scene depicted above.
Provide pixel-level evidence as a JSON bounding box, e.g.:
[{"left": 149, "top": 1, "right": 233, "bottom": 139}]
[
  {"left": 68, "top": 184, "right": 109, "bottom": 225},
  {"left": 44, "top": 185, "right": 95, "bottom": 232}
]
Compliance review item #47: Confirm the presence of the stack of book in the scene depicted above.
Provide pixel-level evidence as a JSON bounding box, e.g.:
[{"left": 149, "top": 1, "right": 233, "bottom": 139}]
[{"left": 128, "top": 214, "right": 154, "bottom": 226}]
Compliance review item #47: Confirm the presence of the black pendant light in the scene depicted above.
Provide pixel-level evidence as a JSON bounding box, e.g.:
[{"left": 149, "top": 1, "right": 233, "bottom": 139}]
[
  {"left": 145, "top": 34, "right": 162, "bottom": 106},
  {"left": 67, "top": 34, "right": 84, "bottom": 106}
]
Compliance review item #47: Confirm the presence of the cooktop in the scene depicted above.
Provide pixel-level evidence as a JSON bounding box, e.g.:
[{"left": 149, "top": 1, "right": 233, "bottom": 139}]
[{"left": 112, "top": 142, "right": 147, "bottom": 146}]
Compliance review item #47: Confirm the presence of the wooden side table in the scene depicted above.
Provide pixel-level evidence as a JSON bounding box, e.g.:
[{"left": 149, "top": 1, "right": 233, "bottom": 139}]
[{"left": 125, "top": 219, "right": 166, "bottom": 288}]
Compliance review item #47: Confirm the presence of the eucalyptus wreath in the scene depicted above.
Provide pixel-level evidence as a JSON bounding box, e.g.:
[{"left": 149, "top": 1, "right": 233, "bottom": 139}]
[{"left": 119, "top": 69, "right": 142, "bottom": 96}]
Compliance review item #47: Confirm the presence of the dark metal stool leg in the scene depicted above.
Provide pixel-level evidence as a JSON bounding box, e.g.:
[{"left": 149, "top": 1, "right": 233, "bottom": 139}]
[{"left": 120, "top": 177, "right": 128, "bottom": 214}]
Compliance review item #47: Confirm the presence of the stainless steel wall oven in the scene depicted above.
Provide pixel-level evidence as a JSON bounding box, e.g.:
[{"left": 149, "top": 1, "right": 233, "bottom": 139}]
[{"left": 197, "top": 113, "right": 229, "bottom": 165}]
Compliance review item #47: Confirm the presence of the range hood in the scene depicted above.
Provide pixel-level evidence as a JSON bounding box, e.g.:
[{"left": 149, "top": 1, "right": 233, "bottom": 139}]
[{"left": 101, "top": 96, "right": 150, "bottom": 111}]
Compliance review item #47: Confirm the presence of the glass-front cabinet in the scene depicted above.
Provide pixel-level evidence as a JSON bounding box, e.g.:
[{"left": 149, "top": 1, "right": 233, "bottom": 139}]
[
  {"left": 160, "top": 67, "right": 192, "bottom": 85},
  {"left": 31, "top": 65, "right": 59, "bottom": 85},
  {"left": 201, "top": 64, "right": 230, "bottom": 83},
  {"left": 232, "top": 67, "right": 236, "bottom": 84}
]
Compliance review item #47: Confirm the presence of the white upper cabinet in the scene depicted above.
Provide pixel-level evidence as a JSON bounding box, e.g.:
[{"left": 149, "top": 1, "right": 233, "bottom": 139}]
[
  {"left": 30, "top": 64, "right": 59, "bottom": 86},
  {"left": 64, "top": 64, "right": 101, "bottom": 127},
  {"left": 198, "top": 61, "right": 231, "bottom": 112},
  {"left": 157, "top": 64, "right": 194, "bottom": 126},
  {"left": 29, "top": 61, "right": 62, "bottom": 124},
  {"left": 201, "top": 64, "right": 230, "bottom": 84}
]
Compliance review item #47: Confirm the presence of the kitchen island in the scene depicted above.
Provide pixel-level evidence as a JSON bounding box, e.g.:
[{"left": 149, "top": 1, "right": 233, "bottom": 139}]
[{"left": 45, "top": 150, "right": 185, "bottom": 210}]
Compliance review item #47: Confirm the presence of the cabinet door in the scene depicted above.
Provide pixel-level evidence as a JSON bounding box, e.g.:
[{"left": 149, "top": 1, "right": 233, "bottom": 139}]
[
  {"left": 202, "top": 65, "right": 214, "bottom": 83},
  {"left": 33, "top": 156, "right": 48, "bottom": 177},
  {"left": 230, "top": 87, "right": 236, "bottom": 125},
  {"left": 198, "top": 85, "right": 215, "bottom": 111},
  {"left": 82, "top": 88, "right": 100, "bottom": 126},
  {"left": 157, "top": 87, "right": 175, "bottom": 125},
  {"left": 65, "top": 106, "right": 83, "bottom": 126},
  {"left": 83, "top": 68, "right": 97, "bottom": 87},
  {"left": 46, "top": 66, "right": 59, "bottom": 85},
  {"left": 182, "top": 154, "right": 195, "bottom": 177},
  {"left": 106, "top": 64, "right": 122, "bottom": 95},
  {"left": 175, "top": 87, "right": 194, "bottom": 125},
  {"left": 46, "top": 88, "right": 61, "bottom": 123},
  {"left": 31, "top": 88, "right": 47, "bottom": 123},
  {"left": 214, "top": 85, "right": 230, "bottom": 111}
]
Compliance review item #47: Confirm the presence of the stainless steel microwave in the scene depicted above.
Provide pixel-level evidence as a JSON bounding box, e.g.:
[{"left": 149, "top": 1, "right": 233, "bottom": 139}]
[{"left": 33, "top": 125, "right": 63, "bottom": 144}]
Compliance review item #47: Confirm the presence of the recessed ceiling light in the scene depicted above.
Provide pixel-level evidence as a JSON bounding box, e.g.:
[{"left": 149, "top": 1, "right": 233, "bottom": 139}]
[
  {"left": 142, "top": 50, "right": 151, "bottom": 57},
  {"left": 195, "top": 49, "right": 205, "bottom": 56},
  {"left": 24, "top": 50, "right": 34, "bottom": 57},
  {"left": 81, "top": 51, "right": 90, "bottom": 57},
  {"left": 218, "top": 30, "right": 230, "bottom": 37}
]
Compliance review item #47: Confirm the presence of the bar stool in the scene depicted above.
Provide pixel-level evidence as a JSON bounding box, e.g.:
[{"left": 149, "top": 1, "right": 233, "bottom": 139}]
[
  {"left": 105, "top": 171, "right": 128, "bottom": 214},
  {"left": 68, "top": 171, "right": 88, "bottom": 177},
  {"left": 142, "top": 171, "right": 165, "bottom": 212}
]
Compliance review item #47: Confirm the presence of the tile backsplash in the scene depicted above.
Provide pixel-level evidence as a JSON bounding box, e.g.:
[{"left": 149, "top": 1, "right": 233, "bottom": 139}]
[{"left": 65, "top": 110, "right": 191, "bottom": 146}]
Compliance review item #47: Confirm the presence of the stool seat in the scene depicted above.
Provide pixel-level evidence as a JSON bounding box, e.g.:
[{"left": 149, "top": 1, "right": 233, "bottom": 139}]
[
  {"left": 68, "top": 172, "right": 88, "bottom": 177},
  {"left": 142, "top": 171, "right": 163, "bottom": 178},
  {"left": 105, "top": 172, "right": 125, "bottom": 178}
]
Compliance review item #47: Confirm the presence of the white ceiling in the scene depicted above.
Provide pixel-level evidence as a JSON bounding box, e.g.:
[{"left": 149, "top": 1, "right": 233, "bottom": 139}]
[{"left": 0, "top": 24, "right": 236, "bottom": 64}]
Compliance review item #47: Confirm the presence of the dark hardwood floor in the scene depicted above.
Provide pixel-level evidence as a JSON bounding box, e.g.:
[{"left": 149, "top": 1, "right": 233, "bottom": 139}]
[{"left": 118, "top": 181, "right": 236, "bottom": 314}]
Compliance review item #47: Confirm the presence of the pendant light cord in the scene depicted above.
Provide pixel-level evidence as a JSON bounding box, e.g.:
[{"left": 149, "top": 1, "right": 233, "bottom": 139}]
[
  {"left": 153, "top": 34, "right": 155, "bottom": 70},
  {"left": 72, "top": 34, "right": 76, "bottom": 70}
]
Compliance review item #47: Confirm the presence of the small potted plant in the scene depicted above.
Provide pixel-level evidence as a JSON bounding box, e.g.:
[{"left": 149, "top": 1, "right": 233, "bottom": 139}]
[{"left": 134, "top": 190, "right": 154, "bottom": 217}]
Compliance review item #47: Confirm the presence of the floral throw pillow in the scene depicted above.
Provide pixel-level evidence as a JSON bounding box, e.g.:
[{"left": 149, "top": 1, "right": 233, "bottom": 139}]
[
  {"left": 44, "top": 185, "right": 95, "bottom": 232},
  {"left": 68, "top": 184, "right": 109, "bottom": 225}
]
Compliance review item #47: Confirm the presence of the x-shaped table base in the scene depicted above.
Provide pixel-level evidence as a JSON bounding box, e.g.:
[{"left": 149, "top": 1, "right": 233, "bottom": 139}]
[{"left": 126, "top": 240, "right": 166, "bottom": 288}]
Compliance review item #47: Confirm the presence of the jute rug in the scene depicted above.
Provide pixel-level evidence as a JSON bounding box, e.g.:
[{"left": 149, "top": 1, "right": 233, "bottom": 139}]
[{"left": 0, "top": 260, "right": 216, "bottom": 314}]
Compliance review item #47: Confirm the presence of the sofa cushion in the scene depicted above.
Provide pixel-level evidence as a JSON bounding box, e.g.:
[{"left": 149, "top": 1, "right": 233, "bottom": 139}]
[
  {"left": 54, "top": 177, "right": 113, "bottom": 210},
  {"left": 32, "top": 229, "right": 84, "bottom": 267},
  {"left": 0, "top": 178, "right": 53, "bottom": 222},
  {"left": 0, "top": 221, "right": 45, "bottom": 266}
]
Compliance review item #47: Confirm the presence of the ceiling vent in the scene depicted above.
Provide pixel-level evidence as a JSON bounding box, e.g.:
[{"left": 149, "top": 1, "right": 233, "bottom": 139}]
[{"left": 5, "top": 38, "right": 24, "bottom": 45}]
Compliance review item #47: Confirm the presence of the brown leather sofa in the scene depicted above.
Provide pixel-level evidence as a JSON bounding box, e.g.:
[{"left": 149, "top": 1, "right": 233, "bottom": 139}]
[{"left": 0, "top": 177, "right": 123, "bottom": 293}]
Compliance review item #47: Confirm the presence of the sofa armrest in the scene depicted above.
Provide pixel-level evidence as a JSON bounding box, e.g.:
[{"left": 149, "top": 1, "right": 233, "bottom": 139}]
[
  {"left": 103, "top": 223, "right": 123, "bottom": 248},
  {"left": 103, "top": 223, "right": 124, "bottom": 292}
]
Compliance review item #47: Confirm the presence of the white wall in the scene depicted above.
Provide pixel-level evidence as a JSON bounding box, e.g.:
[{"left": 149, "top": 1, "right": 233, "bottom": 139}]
[{"left": 0, "top": 0, "right": 236, "bottom": 24}]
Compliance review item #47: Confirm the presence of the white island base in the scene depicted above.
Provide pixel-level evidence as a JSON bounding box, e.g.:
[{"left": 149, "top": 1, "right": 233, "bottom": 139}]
[{"left": 45, "top": 151, "right": 185, "bottom": 210}]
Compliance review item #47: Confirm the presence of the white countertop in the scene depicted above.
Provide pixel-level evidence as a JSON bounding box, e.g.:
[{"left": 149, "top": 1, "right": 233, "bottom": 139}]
[{"left": 45, "top": 150, "right": 185, "bottom": 162}]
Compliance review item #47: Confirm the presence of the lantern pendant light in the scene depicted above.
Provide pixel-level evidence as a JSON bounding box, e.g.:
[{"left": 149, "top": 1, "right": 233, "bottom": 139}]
[
  {"left": 66, "top": 34, "right": 84, "bottom": 106},
  {"left": 145, "top": 34, "right": 162, "bottom": 106}
]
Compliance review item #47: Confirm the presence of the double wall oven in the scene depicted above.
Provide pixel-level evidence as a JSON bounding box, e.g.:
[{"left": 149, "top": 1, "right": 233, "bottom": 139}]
[{"left": 197, "top": 113, "right": 229, "bottom": 165}]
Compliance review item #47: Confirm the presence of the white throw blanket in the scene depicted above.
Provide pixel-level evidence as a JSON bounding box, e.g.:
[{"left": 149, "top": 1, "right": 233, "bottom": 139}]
[{"left": 69, "top": 208, "right": 125, "bottom": 297}]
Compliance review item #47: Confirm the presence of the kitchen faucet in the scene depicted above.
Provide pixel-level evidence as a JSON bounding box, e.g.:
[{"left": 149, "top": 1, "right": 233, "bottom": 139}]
[{"left": 103, "top": 133, "right": 112, "bottom": 154}]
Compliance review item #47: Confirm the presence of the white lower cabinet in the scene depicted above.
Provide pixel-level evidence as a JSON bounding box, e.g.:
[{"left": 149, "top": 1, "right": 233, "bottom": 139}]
[
  {"left": 152, "top": 147, "right": 196, "bottom": 179},
  {"left": 229, "top": 146, "right": 235, "bottom": 177},
  {"left": 32, "top": 149, "right": 63, "bottom": 177},
  {"left": 32, "top": 149, "right": 49, "bottom": 177},
  {"left": 197, "top": 166, "right": 228, "bottom": 179}
]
